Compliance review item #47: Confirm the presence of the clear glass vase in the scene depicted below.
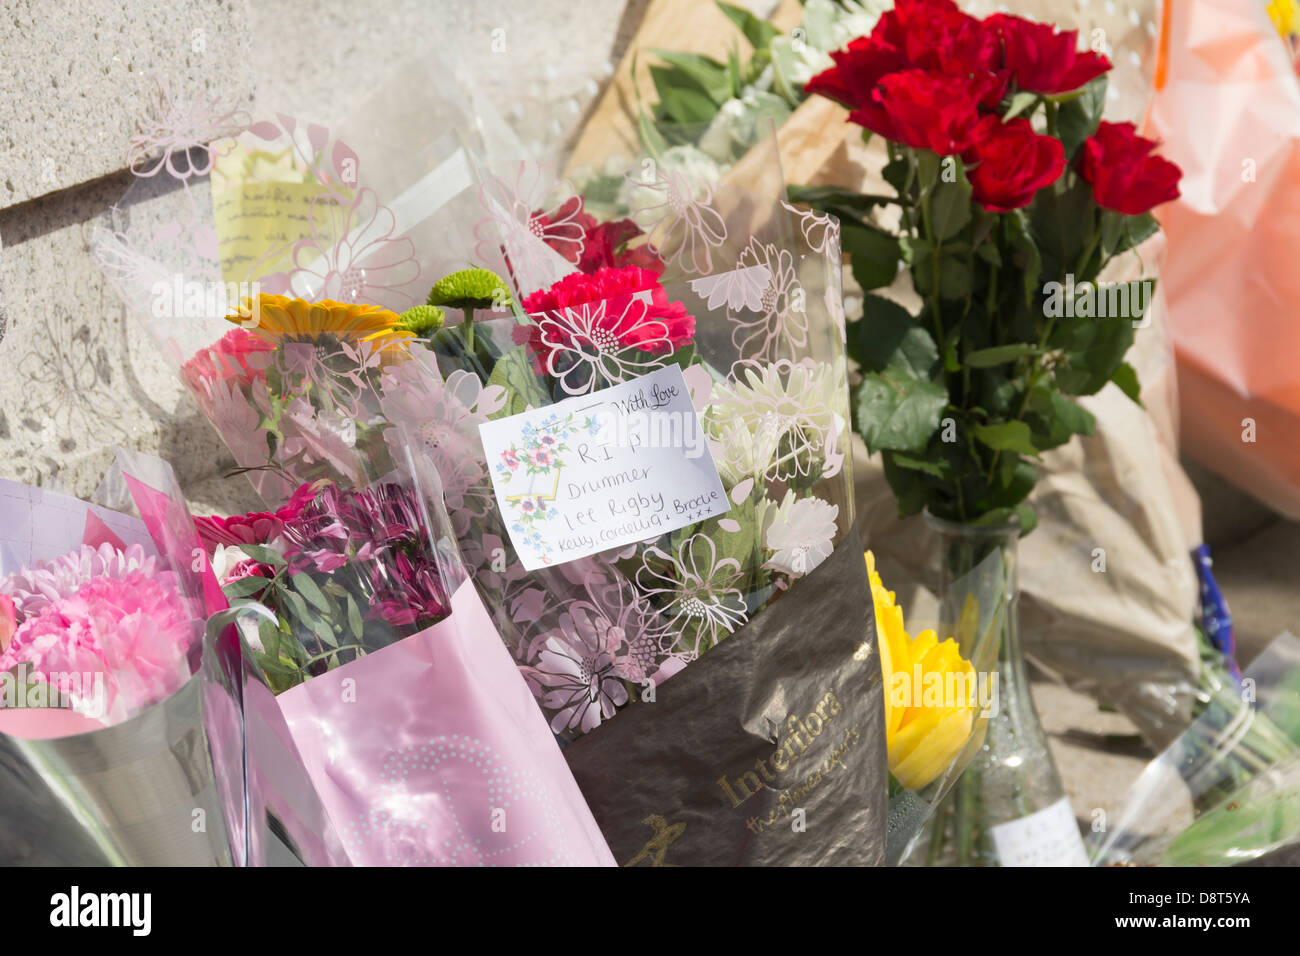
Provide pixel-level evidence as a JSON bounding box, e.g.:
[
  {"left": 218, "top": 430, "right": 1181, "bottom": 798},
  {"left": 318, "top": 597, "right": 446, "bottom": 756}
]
[{"left": 911, "top": 513, "right": 1089, "bottom": 867}]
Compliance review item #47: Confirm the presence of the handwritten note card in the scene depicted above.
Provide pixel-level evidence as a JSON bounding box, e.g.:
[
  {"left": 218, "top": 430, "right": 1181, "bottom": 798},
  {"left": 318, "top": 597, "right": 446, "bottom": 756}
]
[{"left": 478, "top": 365, "right": 731, "bottom": 570}]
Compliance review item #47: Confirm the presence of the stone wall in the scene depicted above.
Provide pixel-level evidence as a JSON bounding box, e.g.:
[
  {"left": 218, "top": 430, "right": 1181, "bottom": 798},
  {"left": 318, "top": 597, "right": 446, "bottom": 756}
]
[{"left": 0, "top": 0, "right": 649, "bottom": 514}]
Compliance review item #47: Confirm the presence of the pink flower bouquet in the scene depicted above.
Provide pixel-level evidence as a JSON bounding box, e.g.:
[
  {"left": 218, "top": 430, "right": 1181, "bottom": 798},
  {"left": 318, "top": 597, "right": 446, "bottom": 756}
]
[{"left": 96, "top": 112, "right": 616, "bottom": 867}]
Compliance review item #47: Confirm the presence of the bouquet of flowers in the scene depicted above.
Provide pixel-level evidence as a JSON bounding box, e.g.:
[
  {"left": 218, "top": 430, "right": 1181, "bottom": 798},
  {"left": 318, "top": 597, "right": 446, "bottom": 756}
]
[
  {"left": 94, "top": 111, "right": 616, "bottom": 866},
  {"left": 0, "top": 450, "right": 334, "bottom": 866},
  {"left": 1091, "top": 631, "right": 1300, "bottom": 866},
  {"left": 389, "top": 152, "right": 889, "bottom": 865}
]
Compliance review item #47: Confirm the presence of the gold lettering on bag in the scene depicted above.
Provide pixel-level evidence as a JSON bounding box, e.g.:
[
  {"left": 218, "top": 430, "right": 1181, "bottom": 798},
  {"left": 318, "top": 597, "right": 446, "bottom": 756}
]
[
  {"left": 623, "top": 814, "right": 686, "bottom": 867},
  {"left": 716, "top": 690, "right": 843, "bottom": 809}
]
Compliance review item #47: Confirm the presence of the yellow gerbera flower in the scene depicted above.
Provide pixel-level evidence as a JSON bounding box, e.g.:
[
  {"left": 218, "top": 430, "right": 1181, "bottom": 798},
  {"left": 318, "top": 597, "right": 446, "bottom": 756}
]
[
  {"left": 1269, "top": 0, "right": 1297, "bottom": 37},
  {"left": 866, "top": 550, "right": 978, "bottom": 791},
  {"left": 228, "top": 293, "right": 413, "bottom": 353}
]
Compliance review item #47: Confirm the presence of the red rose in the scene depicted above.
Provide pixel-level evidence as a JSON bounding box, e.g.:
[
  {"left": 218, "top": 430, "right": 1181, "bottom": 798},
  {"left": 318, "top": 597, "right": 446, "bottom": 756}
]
[
  {"left": 532, "top": 196, "right": 597, "bottom": 265},
  {"left": 962, "top": 115, "right": 1066, "bottom": 212},
  {"left": 805, "top": 0, "right": 1002, "bottom": 106},
  {"left": 1078, "top": 121, "right": 1182, "bottom": 215},
  {"left": 850, "top": 69, "right": 987, "bottom": 156},
  {"left": 988, "top": 13, "right": 1111, "bottom": 94},
  {"left": 899, "top": 2, "right": 1003, "bottom": 78},
  {"left": 804, "top": 31, "right": 909, "bottom": 109},
  {"left": 576, "top": 219, "right": 664, "bottom": 275},
  {"left": 517, "top": 266, "right": 695, "bottom": 371},
  {"left": 531, "top": 208, "right": 664, "bottom": 276}
]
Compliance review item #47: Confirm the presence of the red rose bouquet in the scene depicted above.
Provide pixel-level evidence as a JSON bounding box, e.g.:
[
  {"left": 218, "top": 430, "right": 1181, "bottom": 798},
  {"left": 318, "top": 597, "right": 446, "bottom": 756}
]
[{"left": 801, "top": 0, "right": 1182, "bottom": 532}]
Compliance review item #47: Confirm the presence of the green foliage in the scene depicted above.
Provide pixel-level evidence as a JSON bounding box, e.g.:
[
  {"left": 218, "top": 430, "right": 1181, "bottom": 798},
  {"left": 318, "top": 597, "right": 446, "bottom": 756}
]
[
  {"left": 819, "top": 133, "right": 1157, "bottom": 531},
  {"left": 716, "top": 1, "right": 781, "bottom": 51},
  {"left": 487, "top": 345, "right": 553, "bottom": 419}
]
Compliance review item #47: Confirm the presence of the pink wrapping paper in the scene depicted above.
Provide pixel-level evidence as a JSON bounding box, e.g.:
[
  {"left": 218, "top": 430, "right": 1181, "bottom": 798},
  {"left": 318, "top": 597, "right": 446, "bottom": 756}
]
[
  {"left": 1147, "top": 0, "right": 1300, "bottom": 517},
  {"left": 277, "top": 579, "right": 616, "bottom": 866}
]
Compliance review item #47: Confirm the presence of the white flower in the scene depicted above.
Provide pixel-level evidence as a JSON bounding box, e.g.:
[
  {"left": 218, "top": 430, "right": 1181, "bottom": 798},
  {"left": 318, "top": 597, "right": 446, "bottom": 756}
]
[
  {"left": 697, "top": 92, "right": 791, "bottom": 165},
  {"left": 705, "top": 359, "right": 848, "bottom": 483},
  {"left": 210, "top": 543, "right": 253, "bottom": 583},
  {"left": 760, "top": 491, "right": 838, "bottom": 578}
]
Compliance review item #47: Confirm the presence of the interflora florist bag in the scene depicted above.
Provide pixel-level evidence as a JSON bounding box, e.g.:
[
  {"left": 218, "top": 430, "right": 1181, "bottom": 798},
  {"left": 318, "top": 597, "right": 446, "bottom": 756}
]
[{"left": 92, "top": 109, "right": 615, "bottom": 866}]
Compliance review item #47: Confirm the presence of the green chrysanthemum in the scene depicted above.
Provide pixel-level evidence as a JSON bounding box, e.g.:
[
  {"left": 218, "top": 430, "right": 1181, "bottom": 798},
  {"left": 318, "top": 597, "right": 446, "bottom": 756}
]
[
  {"left": 427, "top": 268, "right": 513, "bottom": 312},
  {"left": 396, "top": 304, "right": 445, "bottom": 336}
]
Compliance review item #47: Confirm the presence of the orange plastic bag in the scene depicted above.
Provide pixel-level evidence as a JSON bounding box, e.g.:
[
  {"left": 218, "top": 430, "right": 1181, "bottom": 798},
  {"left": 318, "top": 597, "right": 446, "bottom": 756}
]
[{"left": 1148, "top": 0, "right": 1300, "bottom": 518}]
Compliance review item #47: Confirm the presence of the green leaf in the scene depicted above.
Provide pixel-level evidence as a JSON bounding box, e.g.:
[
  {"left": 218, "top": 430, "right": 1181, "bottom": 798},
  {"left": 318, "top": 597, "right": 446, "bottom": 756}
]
[
  {"left": 881, "top": 452, "right": 928, "bottom": 517},
  {"left": 636, "top": 104, "right": 670, "bottom": 158},
  {"left": 786, "top": 184, "right": 897, "bottom": 217},
  {"left": 1003, "top": 91, "right": 1039, "bottom": 121},
  {"left": 929, "top": 176, "right": 973, "bottom": 241},
  {"left": 716, "top": 1, "right": 781, "bottom": 51},
  {"left": 222, "top": 575, "right": 273, "bottom": 600},
  {"left": 487, "top": 345, "right": 551, "bottom": 418},
  {"left": 237, "top": 543, "right": 287, "bottom": 568},
  {"left": 647, "top": 50, "right": 733, "bottom": 105},
  {"left": 1052, "top": 311, "right": 1137, "bottom": 396},
  {"left": 966, "top": 343, "right": 1038, "bottom": 368},
  {"left": 1116, "top": 212, "right": 1160, "bottom": 254},
  {"left": 653, "top": 77, "right": 720, "bottom": 125},
  {"left": 888, "top": 451, "right": 950, "bottom": 478},
  {"left": 726, "top": 48, "right": 743, "bottom": 99},
  {"left": 1014, "top": 502, "right": 1039, "bottom": 536},
  {"left": 846, "top": 294, "right": 917, "bottom": 371},
  {"left": 291, "top": 573, "right": 332, "bottom": 615},
  {"left": 972, "top": 420, "right": 1040, "bottom": 457},
  {"left": 882, "top": 156, "right": 911, "bottom": 195},
  {"left": 1056, "top": 75, "right": 1107, "bottom": 159},
  {"left": 1111, "top": 361, "right": 1143, "bottom": 405},
  {"left": 346, "top": 594, "right": 365, "bottom": 639},
  {"left": 1003, "top": 211, "right": 1043, "bottom": 305},
  {"left": 840, "top": 220, "right": 902, "bottom": 292},
  {"left": 1026, "top": 386, "right": 1096, "bottom": 450},
  {"left": 937, "top": 255, "right": 973, "bottom": 298},
  {"left": 257, "top": 617, "right": 283, "bottom": 662},
  {"left": 854, "top": 369, "right": 948, "bottom": 453}
]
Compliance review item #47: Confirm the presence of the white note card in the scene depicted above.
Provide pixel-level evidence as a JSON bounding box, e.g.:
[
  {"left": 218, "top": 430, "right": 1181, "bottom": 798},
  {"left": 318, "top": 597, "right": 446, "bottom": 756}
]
[
  {"left": 989, "top": 797, "right": 1090, "bottom": 867},
  {"left": 477, "top": 365, "right": 731, "bottom": 570}
]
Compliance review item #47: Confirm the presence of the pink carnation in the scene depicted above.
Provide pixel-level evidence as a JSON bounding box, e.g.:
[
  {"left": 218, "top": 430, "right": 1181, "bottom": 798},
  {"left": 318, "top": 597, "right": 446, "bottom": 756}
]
[
  {"left": 0, "top": 570, "right": 197, "bottom": 722},
  {"left": 0, "top": 595, "right": 15, "bottom": 654},
  {"left": 180, "top": 327, "right": 274, "bottom": 393},
  {"left": 0, "top": 542, "right": 157, "bottom": 620}
]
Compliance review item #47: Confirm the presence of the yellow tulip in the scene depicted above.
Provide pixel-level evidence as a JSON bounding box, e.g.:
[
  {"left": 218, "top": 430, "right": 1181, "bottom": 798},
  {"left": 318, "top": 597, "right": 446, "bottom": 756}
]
[{"left": 866, "top": 550, "right": 979, "bottom": 790}]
